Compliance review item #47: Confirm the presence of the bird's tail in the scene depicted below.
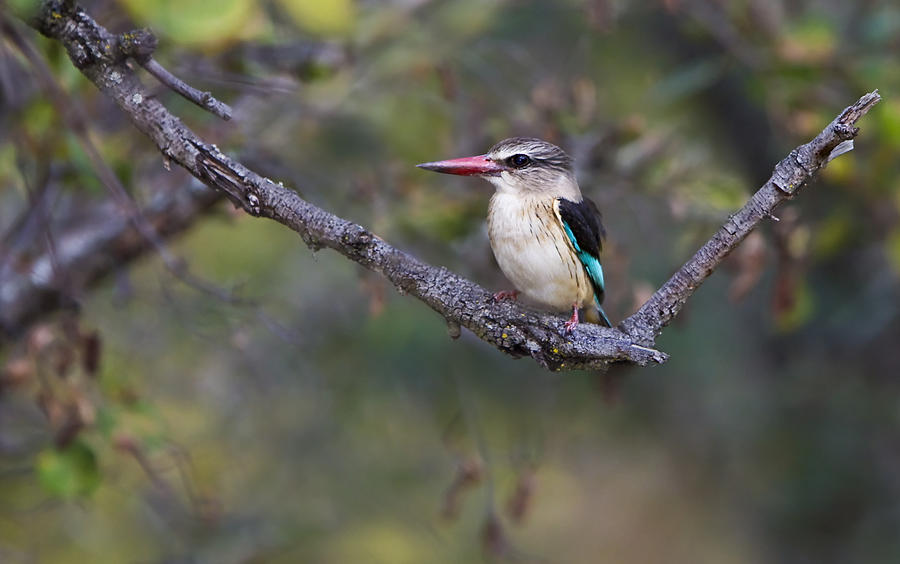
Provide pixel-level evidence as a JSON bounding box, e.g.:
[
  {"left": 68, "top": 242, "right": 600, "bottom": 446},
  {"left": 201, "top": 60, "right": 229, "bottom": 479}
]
[
  {"left": 597, "top": 305, "right": 612, "bottom": 327},
  {"left": 594, "top": 294, "right": 612, "bottom": 327},
  {"left": 584, "top": 301, "right": 613, "bottom": 327}
]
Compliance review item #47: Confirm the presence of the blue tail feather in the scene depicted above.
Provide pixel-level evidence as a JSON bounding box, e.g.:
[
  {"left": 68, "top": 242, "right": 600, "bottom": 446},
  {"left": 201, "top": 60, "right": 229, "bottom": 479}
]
[
  {"left": 595, "top": 300, "right": 612, "bottom": 327},
  {"left": 560, "top": 220, "right": 611, "bottom": 326}
]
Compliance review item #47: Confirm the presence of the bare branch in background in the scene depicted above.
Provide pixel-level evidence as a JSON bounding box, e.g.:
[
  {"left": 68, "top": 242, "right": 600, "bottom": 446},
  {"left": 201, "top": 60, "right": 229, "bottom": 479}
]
[
  {"left": 14, "top": 1, "right": 880, "bottom": 371},
  {"left": 0, "top": 183, "right": 221, "bottom": 337}
]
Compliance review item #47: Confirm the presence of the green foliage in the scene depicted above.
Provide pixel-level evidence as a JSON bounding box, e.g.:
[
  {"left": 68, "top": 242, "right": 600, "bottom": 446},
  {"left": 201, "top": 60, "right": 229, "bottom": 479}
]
[
  {"left": 877, "top": 99, "right": 900, "bottom": 146},
  {"left": 116, "top": 0, "right": 263, "bottom": 48},
  {"left": 276, "top": 0, "right": 356, "bottom": 37},
  {"left": 5, "top": 0, "right": 41, "bottom": 20},
  {"left": 812, "top": 210, "right": 854, "bottom": 259},
  {"left": 36, "top": 441, "right": 101, "bottom": 499}
]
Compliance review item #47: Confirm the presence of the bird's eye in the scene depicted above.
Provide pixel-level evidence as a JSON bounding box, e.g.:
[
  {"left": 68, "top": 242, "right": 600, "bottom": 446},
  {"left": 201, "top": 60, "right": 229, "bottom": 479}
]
[{"left": 507, "top": 154, "right": 531, "bottom": 168}]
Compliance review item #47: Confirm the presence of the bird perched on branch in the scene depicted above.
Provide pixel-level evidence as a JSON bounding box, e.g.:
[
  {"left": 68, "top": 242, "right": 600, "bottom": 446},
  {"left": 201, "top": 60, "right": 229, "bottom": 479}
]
[{"left": 418, "top": 137, "right": 611, "bottom": 332}]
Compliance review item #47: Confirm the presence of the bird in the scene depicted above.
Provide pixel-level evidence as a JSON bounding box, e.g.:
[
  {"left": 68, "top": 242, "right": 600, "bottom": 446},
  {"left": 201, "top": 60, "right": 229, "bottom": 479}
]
[{"left": 417, "top": 137, "right": 611, "bottom": 332}]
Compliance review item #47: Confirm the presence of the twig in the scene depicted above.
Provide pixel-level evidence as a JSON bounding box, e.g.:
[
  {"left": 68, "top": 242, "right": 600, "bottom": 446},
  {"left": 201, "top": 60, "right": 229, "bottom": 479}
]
[
  {"left": 141, "top": 58, "right": 233, "bottom": 121},
  {"left": 23, "top": 1, "right": 881, "bottom": 370},
  {"left": 115, "top": 27, "right": 232, "bottom": 121}
]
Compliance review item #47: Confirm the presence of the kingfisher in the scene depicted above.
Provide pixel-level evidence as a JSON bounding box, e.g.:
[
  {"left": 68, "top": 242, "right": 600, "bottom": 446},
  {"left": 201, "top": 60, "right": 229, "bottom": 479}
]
[{"left": 417, "top": 137, "right": 612, "bottom": 332}]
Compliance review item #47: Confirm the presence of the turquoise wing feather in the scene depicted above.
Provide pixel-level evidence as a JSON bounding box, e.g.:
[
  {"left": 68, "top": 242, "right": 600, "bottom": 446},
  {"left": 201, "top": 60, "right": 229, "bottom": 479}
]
[{"left": 556, "top": 198, "right": 612, "bottom": 327}]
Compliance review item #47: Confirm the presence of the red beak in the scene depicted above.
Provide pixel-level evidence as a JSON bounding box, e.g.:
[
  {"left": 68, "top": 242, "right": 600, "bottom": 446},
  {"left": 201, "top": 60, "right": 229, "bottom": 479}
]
[{"left": 417, "top": 154, "right": 505, "bottom": 176}]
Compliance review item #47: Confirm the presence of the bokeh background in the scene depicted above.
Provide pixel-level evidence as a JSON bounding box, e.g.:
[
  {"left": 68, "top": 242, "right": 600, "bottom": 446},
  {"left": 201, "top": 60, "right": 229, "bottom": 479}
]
[{"left": 2, "top": 0, "right": 900, "bottom": 562}]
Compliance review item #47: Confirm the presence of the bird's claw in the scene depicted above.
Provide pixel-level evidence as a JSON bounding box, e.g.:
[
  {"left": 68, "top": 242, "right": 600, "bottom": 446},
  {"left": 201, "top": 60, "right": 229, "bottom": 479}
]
[
  {"left": 493, "top": 290, "right": 520, "bottom": 301},
  {"left": 563, "top": 304, "right": 580, "bottom": 334}
]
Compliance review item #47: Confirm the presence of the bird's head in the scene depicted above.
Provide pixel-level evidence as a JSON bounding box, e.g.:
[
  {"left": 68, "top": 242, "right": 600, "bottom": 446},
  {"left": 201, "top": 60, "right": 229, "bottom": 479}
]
[{"left": 417, "top": 137, "right": 579, "bottom": 198}]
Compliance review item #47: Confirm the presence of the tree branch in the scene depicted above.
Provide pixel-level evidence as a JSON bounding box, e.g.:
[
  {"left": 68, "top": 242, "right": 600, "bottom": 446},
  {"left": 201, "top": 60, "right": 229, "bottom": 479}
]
[
  {"left": 21, "top": 1, "right": 879, "bottom": 370},
  {"left": 0, "top": 183, "right": 221, "bottom": 337},
  {"left": 619, "top": 92, "right": 880, "bottom": 344},
  {"left": 115, "top": 27, "right": 233, "bottom": 120}
]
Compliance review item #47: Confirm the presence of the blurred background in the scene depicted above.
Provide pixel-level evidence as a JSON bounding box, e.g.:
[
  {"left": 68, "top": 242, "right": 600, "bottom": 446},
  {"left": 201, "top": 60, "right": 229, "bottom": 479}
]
[{"left": 2, "top": 0, "right": 900, "bottom": 562}]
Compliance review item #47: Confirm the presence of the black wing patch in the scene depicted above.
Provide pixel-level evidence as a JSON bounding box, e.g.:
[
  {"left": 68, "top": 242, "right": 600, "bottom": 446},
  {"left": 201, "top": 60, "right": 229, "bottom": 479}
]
[{"left": 556, "top": 197, "right": 605, "bottom": 259}]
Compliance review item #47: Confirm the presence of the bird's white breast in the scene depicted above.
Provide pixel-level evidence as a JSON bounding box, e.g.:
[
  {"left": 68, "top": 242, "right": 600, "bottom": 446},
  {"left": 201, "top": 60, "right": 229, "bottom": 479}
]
[{"left": 487, "top": 193, "right": 593, "bottom": 312}]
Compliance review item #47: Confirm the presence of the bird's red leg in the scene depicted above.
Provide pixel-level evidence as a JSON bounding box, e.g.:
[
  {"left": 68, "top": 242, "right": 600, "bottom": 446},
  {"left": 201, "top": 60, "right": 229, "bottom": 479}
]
[
  {"left": 493, "top": 290, "right": 520, "bottom": 301},
  {"left": 563, "top": 304, "right": 580, "bottom": 334}
]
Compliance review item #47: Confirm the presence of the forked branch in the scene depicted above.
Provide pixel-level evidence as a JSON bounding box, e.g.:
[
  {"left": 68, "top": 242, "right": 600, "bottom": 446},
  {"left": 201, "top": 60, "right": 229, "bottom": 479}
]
[{"left": 18, "top": 1, "right": 880, "bottom": 370}]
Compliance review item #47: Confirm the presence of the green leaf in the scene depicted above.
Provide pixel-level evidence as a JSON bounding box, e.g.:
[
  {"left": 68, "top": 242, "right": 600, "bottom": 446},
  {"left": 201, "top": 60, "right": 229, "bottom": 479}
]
[
  {"left": 116, "top": 0, "right": 261, "bottom": 47},
  {"left": 277, "top": 0, "right": 356, "bottom": 37},
  {"left": 36, "top": 441, "right": 101, "bottom": 499}
]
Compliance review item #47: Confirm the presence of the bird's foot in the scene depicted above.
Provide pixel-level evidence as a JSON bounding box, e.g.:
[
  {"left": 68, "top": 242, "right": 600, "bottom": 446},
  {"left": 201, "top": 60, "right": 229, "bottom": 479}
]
[
  {"left": 563, "top": 305, "right": 580, "bottom": 334},
  {"left": 493, "top": 290, "right": 520, "bottom": 302}
]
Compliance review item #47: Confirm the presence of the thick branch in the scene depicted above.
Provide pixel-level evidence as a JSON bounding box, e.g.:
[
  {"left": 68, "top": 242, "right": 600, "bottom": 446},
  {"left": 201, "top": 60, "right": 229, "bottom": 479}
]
[
  {"left": 0, "top": 184, "right": 221, "bottom": 337},
  {"left": 619, "top": 91, "right": 880, "bottom": 344},
  {"left": 23, "top": 2, "right": 879, "bottom": 370}
]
